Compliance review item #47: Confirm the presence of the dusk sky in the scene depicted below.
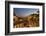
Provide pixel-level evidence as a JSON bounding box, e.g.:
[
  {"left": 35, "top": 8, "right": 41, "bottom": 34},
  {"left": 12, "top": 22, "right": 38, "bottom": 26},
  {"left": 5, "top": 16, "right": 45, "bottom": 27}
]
[{"left": 14, "top": 8, "right": 39, "bottom": 17}]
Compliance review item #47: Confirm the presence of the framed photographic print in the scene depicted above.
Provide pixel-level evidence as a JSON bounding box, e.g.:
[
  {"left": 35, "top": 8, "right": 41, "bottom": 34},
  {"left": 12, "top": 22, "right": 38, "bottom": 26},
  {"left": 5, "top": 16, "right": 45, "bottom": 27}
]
[{"left": 5, "top": 1, "right": 45, "bottom": 35}]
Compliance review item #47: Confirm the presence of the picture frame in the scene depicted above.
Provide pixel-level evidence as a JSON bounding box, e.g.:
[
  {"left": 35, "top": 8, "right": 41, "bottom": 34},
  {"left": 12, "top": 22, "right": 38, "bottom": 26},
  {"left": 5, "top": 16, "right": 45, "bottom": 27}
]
[{"left": 5, "top": 1, "right": 45, "bottom": 35}]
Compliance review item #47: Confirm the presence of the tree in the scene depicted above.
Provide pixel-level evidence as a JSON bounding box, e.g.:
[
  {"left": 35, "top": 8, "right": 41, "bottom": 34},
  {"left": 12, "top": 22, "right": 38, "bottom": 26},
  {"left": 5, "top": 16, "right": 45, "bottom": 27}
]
[
  {"left": 13, "top": 12, "right": 16, "bottom": 16},
  {"left": 37, "top": 9, "right": 39, "bottom": 14}
]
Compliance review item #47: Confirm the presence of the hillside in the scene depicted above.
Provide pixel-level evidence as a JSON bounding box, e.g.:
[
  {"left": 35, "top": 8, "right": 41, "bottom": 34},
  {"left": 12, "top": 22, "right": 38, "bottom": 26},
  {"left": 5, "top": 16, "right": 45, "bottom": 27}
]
[{"left": 13, "top": 13, "right": 39, "bottom": 28}]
